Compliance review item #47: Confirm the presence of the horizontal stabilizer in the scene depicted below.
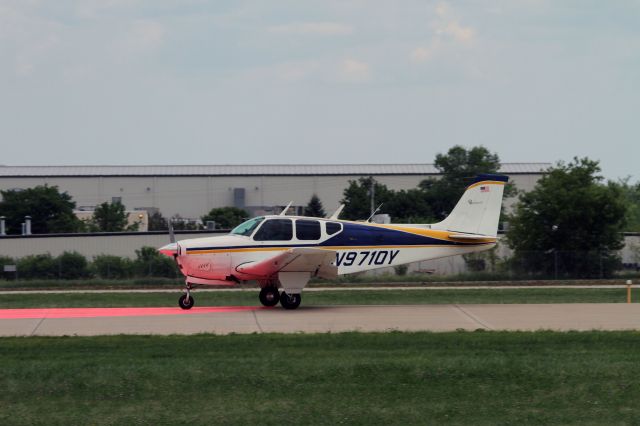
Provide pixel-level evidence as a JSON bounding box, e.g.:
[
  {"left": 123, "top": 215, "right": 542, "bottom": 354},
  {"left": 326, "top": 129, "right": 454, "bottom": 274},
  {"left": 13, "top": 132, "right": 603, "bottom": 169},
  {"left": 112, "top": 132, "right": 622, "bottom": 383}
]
[{"left": 448, "top": 233, "right": 497, "bottom": 241}]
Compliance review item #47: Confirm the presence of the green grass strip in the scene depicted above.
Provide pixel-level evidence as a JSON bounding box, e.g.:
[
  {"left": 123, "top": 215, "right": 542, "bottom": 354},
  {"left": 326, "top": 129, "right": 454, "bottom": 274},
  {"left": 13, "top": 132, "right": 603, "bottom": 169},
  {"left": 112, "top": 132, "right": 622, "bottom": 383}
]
[
  {"left": 0, "top": 288, "right": 635, "bottom": 309},
  {"left": 0, "top": 331, "right": 638, "bottom": 425}
]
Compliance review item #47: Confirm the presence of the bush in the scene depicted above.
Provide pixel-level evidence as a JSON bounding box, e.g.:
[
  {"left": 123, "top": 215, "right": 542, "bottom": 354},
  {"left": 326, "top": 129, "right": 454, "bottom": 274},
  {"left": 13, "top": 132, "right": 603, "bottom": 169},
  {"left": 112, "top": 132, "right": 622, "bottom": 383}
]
[
  {"left": 394, "top": 264, "right": 409, "bottom": 276},
  {"left": 134, "top": 246, "right": 180, "bottom": 278},
  {"left": 17, "top": 254, "right": 58, "bottom": 279},
  {"left": 57, "top": 251, "right": 91, "bottom": 279},
  {"left": 92, "top": 255, "right": 134, "bottom": 279}
]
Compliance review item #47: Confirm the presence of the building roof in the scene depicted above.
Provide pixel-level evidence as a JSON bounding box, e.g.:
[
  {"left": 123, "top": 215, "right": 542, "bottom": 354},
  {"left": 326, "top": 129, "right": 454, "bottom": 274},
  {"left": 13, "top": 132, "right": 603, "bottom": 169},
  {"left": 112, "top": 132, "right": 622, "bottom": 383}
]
[{"left": 0, "top": 163, "right": 551, "bottom": 177}]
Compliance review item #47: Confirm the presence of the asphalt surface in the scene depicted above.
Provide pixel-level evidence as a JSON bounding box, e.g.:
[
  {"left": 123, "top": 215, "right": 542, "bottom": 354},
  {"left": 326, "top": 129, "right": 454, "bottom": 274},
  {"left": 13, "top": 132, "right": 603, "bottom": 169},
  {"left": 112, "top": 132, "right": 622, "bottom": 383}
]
[
  {"left": 0, "top": 285, "right": 634, "bottom": 294},
  {"left": 0, "top": 303, "right": 638, "bottom": 336}
]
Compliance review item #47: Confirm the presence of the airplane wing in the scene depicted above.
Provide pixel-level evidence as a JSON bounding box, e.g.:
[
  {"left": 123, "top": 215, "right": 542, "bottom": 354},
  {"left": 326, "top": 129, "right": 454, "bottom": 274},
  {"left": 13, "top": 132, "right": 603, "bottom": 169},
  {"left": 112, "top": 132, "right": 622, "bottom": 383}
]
[{"left": 235, "top": 247, "right": 337, "bottom": 279}]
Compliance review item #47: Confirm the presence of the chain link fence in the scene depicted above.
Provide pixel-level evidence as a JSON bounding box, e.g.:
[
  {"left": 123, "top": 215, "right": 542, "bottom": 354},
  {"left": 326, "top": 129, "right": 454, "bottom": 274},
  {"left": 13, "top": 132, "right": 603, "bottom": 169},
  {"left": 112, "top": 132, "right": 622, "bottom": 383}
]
[{"left": 1, "top": 248, "right": 638, "bottom": 282}]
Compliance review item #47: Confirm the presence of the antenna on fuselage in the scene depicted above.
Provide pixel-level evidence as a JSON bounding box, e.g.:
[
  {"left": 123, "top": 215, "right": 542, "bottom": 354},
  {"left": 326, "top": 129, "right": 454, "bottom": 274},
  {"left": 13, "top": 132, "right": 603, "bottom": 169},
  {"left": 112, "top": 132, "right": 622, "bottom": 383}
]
[
  {"left": 328, "top": 204, "right": 345, "bottom": 220},
  {"left": 169, "top": 220, "right": 176, "bottom": 243},
  {"left": 366, "top": 203, "right": 384, "bottom": 222},
  {"left": 279, "top": 201, "right": 293, "bottom": 216}
]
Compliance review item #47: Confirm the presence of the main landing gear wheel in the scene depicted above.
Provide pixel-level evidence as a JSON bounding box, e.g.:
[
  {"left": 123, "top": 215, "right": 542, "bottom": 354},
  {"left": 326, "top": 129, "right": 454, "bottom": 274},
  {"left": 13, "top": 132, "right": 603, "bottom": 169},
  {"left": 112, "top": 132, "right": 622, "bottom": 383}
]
[
  {"left": 178, "top": 294, "right": 194, "bottom": 310},
  {"left": 280, "top": 292, "right": 301, "bottom": 310},
  {"left": 259, "top": 287, "right": 280, "bottom": 307}
]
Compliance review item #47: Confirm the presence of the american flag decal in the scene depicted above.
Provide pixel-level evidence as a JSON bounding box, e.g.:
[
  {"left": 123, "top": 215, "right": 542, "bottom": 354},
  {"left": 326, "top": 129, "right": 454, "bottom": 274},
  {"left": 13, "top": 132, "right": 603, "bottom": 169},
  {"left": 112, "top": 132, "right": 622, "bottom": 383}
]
[{"left": 480, "top": 186, "right": 489, "bottom": 192}]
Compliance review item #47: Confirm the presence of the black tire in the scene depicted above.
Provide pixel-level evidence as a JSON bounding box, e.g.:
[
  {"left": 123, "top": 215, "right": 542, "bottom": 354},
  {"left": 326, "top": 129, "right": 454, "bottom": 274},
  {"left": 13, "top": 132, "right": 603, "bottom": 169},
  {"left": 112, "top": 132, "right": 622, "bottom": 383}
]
[
  {"left": 280, "top": 292, "right": 301, "bottom": 310},
  {"left": 259, "top": 287, "right": 280, "bottom": 307},
  {"left": 178, "top": 294, "right": 194, "bottom": 310}
]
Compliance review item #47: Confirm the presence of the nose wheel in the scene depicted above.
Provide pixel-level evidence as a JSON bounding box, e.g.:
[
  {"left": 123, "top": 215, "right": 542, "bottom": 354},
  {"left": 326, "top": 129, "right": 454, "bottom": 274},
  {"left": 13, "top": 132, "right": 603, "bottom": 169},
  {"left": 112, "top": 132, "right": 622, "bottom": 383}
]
[{"left": 178, "top": 284, "right": 194, "bottom": 310}]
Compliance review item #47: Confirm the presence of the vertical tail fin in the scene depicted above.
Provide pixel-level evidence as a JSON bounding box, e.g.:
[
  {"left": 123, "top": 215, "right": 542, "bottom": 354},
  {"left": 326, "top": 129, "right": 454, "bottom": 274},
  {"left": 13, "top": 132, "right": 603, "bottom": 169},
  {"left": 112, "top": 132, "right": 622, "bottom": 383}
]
[{"left": 432, "top": 174, "right": 508, "bottom": 237}]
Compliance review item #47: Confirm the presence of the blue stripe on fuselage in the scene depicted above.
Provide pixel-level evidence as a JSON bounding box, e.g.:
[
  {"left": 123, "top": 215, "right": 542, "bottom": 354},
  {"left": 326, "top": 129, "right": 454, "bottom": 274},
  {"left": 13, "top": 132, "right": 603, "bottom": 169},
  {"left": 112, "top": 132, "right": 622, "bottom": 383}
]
[
  {"left": 319, "top": 222, "right": 458, "bottom": 248},
  {"left": 184, "top": 222, "right": 489, "bottom": 252}
]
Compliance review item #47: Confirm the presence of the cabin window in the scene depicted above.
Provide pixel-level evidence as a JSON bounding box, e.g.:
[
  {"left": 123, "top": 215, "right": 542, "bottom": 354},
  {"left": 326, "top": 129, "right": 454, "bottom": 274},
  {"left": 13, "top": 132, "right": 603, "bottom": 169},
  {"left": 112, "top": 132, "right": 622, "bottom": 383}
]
[
  {"left": 231, "top": 217, "right": 264, "bottom": 237},
  {"left": 253, "top": 219, "right": 293, "bottom": 241},
  {"left": 326, "top": 222, "right": 342, "bottom": 235},
  {"left": 296, "top": 220, "right": 321, "bottom": 240}
]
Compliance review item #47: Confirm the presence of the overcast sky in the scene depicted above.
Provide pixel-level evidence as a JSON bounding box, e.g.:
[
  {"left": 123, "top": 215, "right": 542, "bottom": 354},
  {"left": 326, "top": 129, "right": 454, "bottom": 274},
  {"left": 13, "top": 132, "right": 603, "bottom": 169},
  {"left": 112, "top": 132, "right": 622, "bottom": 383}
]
[{"left": 0, "top": 1, "right": 638, "bottom": 181}]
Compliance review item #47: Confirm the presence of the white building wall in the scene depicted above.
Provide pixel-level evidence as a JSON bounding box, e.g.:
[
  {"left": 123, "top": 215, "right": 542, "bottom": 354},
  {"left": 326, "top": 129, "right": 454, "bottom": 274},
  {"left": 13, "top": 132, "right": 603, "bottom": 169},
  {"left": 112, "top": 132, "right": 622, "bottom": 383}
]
[
  {"left": 0, "top": 232, "right": 220, "bottom": 259},
  {"left": 0, "top": 173, "right": 532, "bottom": 220}
]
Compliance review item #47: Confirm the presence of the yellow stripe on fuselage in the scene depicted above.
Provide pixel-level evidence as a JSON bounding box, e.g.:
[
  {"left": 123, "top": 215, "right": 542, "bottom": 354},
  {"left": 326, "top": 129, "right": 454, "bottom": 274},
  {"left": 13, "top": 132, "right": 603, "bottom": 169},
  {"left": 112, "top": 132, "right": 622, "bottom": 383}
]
[
  {"left": 359, "top": 224, "right": 497, "bottom": 244},
  {"left": 186, "top": 242, "right": 495, "bottom": 255}
]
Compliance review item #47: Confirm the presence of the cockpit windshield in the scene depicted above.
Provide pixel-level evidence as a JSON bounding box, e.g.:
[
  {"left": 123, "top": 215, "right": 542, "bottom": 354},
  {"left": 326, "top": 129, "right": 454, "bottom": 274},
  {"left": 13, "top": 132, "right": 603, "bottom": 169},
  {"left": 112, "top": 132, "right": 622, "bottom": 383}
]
[{"left": 230, "top": 216, "right": 265, "bottom": 237}]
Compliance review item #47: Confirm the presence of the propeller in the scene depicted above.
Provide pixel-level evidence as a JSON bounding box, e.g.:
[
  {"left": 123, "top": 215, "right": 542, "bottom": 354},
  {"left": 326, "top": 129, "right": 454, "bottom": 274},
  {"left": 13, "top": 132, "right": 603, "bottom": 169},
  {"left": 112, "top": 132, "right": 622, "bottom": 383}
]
[{"left": 158, "top": 220, "right": 178, "bottom": 256}]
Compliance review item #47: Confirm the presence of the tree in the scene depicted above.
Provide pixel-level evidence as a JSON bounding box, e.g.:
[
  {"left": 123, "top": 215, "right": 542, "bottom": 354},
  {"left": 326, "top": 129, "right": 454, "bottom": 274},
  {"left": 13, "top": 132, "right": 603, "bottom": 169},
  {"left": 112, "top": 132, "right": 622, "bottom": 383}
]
[
  {"left": 506, "top": 158, "right": 626, "bottom": 278},
  {"left": 341, "top": 177, "right": 395, "bottom": 220},
  {"left": 613, "top": 178, "right": 640, "bottom": 232},
  {"left": 170, "top": 215, "right": 202, "bottom": 231},
  {"left": 0, "top": 185, "right": 83, "bottom": 234},
  {"left": 148, "top": 211, "right": 168, "bottom": 231},
  {"left": 90, "top": 201, "right": 129, "bottom": 232},
  {"left": 383, "top": 188, "right": 435, "bottom": 223},
  {"left": 339, "top": 146, "right": 507, "bottom": 223},
  {"left": 419, "top": 145, "right": 506, "bottom": 221},
  {"left": 201, "top": 207, "right": 249, "bottom": 229},
  {"left": 304, "top": 194, "right": 326, "bottom": 218}
]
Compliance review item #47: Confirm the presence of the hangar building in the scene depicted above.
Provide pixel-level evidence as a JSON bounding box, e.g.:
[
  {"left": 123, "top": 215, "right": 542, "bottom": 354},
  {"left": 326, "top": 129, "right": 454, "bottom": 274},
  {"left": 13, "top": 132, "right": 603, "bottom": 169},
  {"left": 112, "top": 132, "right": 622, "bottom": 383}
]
[{"left": 0, "top": 163, "right": 550, "bottom": 221}]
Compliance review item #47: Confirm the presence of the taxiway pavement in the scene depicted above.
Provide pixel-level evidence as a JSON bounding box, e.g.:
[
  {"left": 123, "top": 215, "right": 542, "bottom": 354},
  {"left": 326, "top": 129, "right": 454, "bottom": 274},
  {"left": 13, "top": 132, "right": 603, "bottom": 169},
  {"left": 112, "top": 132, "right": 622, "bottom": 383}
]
[{"left": 0, "top": 303, "right": 638, "bottom": 336}]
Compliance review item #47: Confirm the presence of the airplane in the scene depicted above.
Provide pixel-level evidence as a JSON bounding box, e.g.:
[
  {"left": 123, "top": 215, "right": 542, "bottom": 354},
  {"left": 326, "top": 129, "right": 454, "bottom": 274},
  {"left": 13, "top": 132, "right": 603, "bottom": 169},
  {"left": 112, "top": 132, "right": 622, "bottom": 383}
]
[{"left": 159, "top": 173, "right": 508, "bottom": 310}]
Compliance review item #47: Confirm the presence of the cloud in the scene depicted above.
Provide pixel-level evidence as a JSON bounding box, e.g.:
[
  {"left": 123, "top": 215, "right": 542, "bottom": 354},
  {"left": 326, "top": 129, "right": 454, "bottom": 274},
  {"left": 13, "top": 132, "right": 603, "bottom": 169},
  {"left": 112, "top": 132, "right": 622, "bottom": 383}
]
[
  {"left": 439, "top": 21, "right": 475, "bottom": 43},
  {"left": 432, "top": 2, "right": 475, "bottom": 44},
  {"left": 435, "top": 2, "right": 450, "bottom": 18},
  {"left": 339, "top": 58, "right": 371, "bottom": 82},
  {"left": 409, "top": 3, "right": 475, "bottom": 63},
  {"left": 410, "top": 45, "right": 436, "bottom": 63},
  {"left": 113, "top": 19, "right": 164, "bottom": 56},
  {"left": 268, "top": 22, "right": 354, "bottom": 36},
  {"left": 0, "top": 3, "right": 64, "bottom": 76},
  {"left": 129, "top": 20, "right": 164, "bottom": 49}
]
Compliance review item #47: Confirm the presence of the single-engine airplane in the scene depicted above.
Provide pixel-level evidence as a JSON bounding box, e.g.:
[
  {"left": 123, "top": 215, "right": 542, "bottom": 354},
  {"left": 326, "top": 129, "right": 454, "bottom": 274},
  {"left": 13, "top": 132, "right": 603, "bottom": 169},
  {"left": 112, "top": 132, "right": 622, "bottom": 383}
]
[{"left": 159, "top": 174, "right": 508, "bottom": 310}]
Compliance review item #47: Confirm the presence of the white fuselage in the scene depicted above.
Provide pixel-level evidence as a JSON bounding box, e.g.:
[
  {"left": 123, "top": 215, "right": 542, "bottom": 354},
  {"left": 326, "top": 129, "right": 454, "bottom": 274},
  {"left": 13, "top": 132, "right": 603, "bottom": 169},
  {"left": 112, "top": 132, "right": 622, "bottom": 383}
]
[{"left": 172, "top": 218, "right": 495, "bottom": 283}]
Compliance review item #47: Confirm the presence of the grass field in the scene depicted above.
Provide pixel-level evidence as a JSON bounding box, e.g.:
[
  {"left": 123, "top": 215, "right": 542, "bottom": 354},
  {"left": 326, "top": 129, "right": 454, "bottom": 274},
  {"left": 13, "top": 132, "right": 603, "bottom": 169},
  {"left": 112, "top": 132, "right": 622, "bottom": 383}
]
[
  {"left": 0, "top": 331, "right": 638, "bottom": 425},
  {"left": 0, "top": 274, "right": 637, "bottom": 291},
  {"left": 0, "top": 288, "right": 635, "bottom": 309}
]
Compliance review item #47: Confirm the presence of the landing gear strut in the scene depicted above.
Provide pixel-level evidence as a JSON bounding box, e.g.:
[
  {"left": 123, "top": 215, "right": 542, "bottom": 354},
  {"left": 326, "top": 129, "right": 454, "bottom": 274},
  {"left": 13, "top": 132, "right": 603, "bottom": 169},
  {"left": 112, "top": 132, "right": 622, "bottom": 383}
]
[
  {"left": 280, "top": 292, "right": 301, "bottom": 310},
  {"left": 178, "top": 283, "right": 194, "bottom": 310},
  {"left": 259, "top": 287, "right": 280, "bottom": 307}
]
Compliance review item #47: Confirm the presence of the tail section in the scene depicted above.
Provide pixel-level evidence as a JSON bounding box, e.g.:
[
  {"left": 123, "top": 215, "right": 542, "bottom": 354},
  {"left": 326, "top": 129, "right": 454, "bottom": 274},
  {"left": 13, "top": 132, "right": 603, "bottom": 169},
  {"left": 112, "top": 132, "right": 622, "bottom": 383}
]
[{"left": 431, "top": 174, "right": 508, "bottom": 237}]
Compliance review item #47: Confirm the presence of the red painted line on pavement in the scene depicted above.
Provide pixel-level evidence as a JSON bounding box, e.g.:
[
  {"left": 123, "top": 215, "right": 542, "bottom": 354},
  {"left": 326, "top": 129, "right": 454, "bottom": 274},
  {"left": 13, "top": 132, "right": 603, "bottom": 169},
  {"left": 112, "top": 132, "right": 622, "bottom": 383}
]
[{"left": 0, "top": 306, "right": 264, "bottom": 320}]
